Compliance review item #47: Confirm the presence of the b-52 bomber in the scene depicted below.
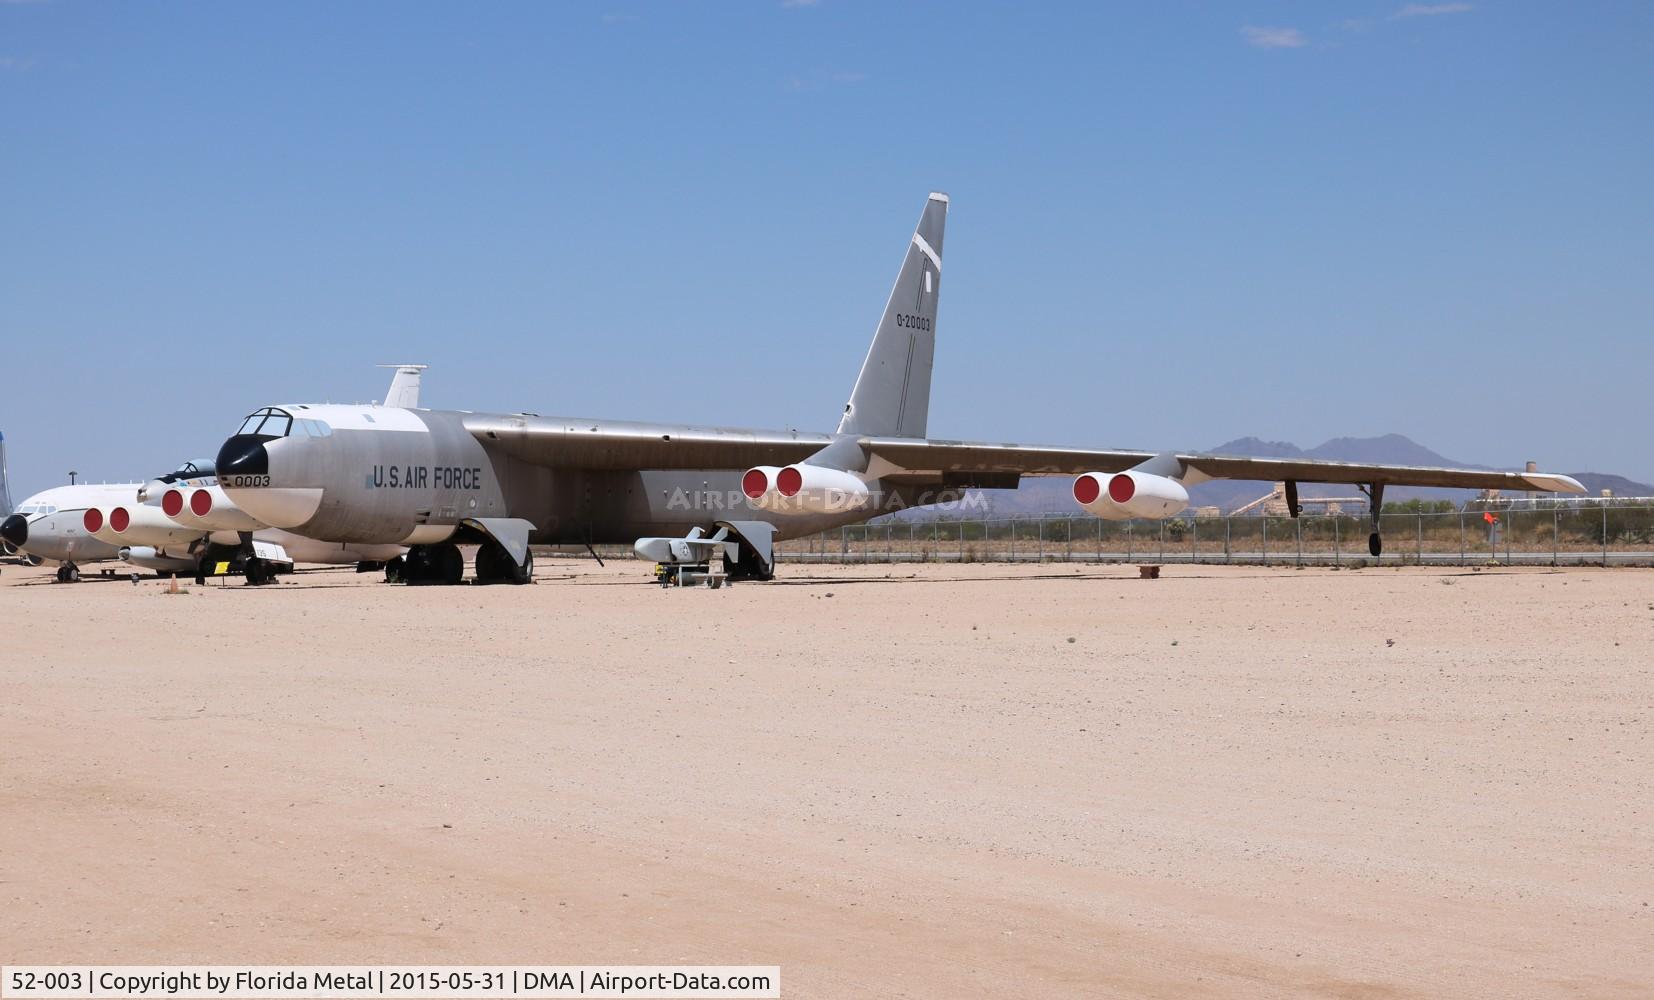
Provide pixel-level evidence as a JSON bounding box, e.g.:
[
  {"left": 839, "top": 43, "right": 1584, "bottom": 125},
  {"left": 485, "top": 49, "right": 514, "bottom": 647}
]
[{"left": 210, "top": 193, "right": 1583, "bottom": 585}]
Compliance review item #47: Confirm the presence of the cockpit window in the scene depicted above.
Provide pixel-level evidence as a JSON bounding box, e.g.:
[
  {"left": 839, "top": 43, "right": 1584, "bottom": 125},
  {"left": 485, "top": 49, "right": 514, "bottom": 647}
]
[{"left": 235, "top": 407, "right": 295, "bottom": 438}]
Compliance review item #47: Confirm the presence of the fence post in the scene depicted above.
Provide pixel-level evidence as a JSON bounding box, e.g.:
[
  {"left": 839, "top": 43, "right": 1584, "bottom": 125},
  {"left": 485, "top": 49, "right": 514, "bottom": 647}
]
[
  {"left": 1159, "top": 521, "right": 1165, "bottom": 563},
  {"left": 1602, "top": 503, "right": 1609, "bottom": 566},
  {"left": 1552, "top": 508, "right": 1559, "bottom": 566},
  {"left": 1417, "top": 512, "right": 1423, "bottom": 564},
  {"left": 960, "top": 521, "right": 965, "bottom": 563},
  {"left": 886, "top": 524, "right": 892, "bottom": 562},
  {"left": 1191, "top": 517, "right": 1198, "bottom": 562},
  {"left": 1458, "top": 512, "right": 1465, "bottom": 567},
  {"left": 1334, "top": 515, "right": 1341, "bottom": 567},
  {"left": 1065, "top": 519, "right": 1072, "bottom": 563},
  {"left": 1010, "top": 520, "right": 1017, "bottom": 563},
  {"left": 1295, "top": 516, "right": 1302, "bottom": 566},
  {"left": 1262, "top": 515, "right": 1268, "bottom": 565},
  {"left": 1039, "top": 518, "right": 1045, "bottom": 563},
  {"left": 1225, "top": 516, "right": 1232, "bottom": 564},
  {"left": 1126, "top": 521, "right": 1133, "bottom": 561}
]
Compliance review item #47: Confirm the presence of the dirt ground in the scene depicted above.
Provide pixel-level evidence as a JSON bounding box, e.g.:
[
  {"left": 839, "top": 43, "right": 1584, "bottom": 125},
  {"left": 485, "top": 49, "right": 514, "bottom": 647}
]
[{"left": 1, "top": 558, "right": 1649, "bottom": 998}]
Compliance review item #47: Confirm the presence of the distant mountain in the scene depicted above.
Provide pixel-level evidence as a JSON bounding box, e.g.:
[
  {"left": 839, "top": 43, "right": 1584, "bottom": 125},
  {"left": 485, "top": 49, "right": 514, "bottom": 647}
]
[{"left": 958, "top": 435, "right": 1652, "bottom": 516}]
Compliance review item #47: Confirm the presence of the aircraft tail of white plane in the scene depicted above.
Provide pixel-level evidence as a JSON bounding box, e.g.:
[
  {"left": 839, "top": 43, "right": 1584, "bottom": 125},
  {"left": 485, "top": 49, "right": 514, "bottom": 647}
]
[
  {"left": 836, "top": 192, "right": 947, "bottom": 440},
  {"left": 0, "top": 431, "right": 13, "bottom": 518},
  {"left": 377, "top": 364, "right": 426, "bottom": 409}
]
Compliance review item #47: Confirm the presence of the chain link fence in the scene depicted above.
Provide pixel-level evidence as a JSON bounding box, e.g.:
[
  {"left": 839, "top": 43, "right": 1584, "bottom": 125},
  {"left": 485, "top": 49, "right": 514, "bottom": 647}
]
[{"left": 771, "top": 503, "right": 1654, "bottom": 567}]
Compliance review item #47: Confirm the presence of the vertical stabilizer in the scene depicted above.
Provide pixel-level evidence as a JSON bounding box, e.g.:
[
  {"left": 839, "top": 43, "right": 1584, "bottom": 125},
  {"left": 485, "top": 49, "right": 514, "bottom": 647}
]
[
  {"left": 836, "top": 193, "right": 947, "bottom": 440},
  {"left": 378, "top": 364, "right": 427, "bottom": 409},
  {"left": 0, "top": 431, "right": 11, "bottom": 518}
]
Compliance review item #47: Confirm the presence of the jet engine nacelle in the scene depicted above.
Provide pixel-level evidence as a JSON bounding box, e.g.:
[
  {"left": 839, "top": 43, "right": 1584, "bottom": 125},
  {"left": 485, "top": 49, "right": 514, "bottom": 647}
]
[
  {"left": 741, "top": 464, "right": 871, "bottom": 514},
  {"left": 86, "top": 503, "right": 209, "bottom": 547},
  {"left": 161, "top": 486, "right": 264, "bottom": 532},
  {"left": 1073, "top": 471, "right": 1189, "bottom": 520}
]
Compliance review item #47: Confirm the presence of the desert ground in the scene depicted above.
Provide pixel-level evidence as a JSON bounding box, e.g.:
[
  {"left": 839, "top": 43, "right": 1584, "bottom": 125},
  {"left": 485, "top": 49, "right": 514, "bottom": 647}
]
[{"left": 1, "top": 558, "right": 1649, "bottom": 998}]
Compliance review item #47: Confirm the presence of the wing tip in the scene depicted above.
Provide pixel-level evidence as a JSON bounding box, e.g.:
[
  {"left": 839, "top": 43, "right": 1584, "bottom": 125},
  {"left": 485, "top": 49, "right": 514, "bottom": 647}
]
[{"left": 1526, "top": 473, "right": 1587, "bottom": 494}]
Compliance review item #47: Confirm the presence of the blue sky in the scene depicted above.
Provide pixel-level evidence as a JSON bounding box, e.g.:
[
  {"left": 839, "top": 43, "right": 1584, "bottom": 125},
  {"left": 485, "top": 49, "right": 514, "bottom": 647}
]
[{"left": 3, "top": 1, "right": 1651, "bottom": 494}]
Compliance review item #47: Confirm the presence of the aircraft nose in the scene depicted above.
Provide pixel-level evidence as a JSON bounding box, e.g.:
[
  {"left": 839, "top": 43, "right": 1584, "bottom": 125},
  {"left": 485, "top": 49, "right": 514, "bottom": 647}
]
[
  {"left": 0, "top": 513, "right": 27, "bottom": 548},
  {"left": 216, "top": 436, "right": 270, "bottom": 477}
]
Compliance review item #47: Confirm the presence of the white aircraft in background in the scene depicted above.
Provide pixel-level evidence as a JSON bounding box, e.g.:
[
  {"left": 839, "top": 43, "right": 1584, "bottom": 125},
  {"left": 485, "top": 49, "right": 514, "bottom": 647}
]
[
  {"left": 0, "top": 366, "right": 425, "bottom": 583},
  {"left": 2, "top": 482, "right": 128, "bottom": 581}
]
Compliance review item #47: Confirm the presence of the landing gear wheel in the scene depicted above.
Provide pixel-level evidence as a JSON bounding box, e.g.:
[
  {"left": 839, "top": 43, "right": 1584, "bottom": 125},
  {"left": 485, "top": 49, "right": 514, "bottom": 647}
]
[
  {"left": 1368, "top": 532, "right": 1383, "bottom": 558},
  {"left": 67, "top": 566, "right": 80, "bottom": 582},
  {"left": 402, "top": 548, "right": 432, "bottom": 585},
  {"left": 244, "top": 557, "right": 275, "bottom": 586},
  {"left": 474, "top": 541, "right": 533, "bottom": 585},
  {"left": 724, "top": 547, "right": 774, "bottom": 582},
  {"left": 404, "top": 544, "right": 464, "bottom": 585},
  {"left": 55, "top": 565, "right": 70, "bottom": 583},
  {"left": 384, "top": 555, "right": 404, "bottom": 584},
  {"left": 435, "top": 543, "right": 464, "bottom": 585}
]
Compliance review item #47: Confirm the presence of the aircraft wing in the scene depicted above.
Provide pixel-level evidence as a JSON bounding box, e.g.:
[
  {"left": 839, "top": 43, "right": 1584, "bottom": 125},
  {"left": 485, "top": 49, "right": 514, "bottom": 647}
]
[
  {"left": 465, "top": 416, "right": 1584, "bottom": 495},
  {"left": 464, "top": 414, "right": 833, "bottom": 470},
  {"left": 861, "top": 437, "right": 1587, "bottom": 494}
]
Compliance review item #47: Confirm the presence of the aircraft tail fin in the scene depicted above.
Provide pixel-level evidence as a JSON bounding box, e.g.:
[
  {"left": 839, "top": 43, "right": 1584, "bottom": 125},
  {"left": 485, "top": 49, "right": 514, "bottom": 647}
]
[
  {"left": 0, "top": 431, "right": 12, "bottom": 518},
  {"left": 378, "top": 364, "right": 427, "bottom": 409},
  {"left": 836, "top": 193, "right": 947, "bottom": 440}
]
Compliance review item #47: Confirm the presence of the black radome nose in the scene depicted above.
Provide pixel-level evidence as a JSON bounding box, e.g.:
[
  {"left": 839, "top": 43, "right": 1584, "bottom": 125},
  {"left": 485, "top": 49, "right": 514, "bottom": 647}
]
[
  {"left": 215, "top": 435, "right": 270, "bottom": 477},
  {"left": 0, "top": 513, "right": 27, "bottom": 548}
]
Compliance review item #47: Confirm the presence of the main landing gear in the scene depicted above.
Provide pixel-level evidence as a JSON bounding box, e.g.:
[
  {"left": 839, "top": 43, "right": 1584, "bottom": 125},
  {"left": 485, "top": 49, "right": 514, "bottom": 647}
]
[
  {"left": 386, "top": 540, "right": 535, "bottom": 586},
  {"left": 54, "top": 562, "right": 81, "bottom": 583}
]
